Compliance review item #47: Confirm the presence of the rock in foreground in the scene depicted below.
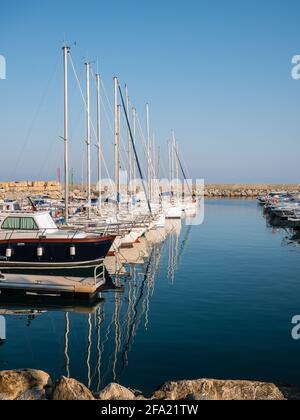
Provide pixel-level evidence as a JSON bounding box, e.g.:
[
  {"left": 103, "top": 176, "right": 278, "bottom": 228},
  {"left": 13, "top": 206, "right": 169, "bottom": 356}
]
[
  {"left": 52, "top": 376, "right": 95, "bottom": 400},
  {"left": 0, "top": 369, "right": 51, "bottom": 400},
  {"left": 1, "top": 369, "right": 300, "bottom": 400},
  {"left": 151, "top": 379, "right": 300, "bottom": 401},
  {"left": 97, "top": 383, "right": 136, "bottom": 400}
]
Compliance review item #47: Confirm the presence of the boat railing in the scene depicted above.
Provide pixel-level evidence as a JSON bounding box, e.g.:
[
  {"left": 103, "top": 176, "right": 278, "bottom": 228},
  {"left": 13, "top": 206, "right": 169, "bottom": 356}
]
[{"left": 2, "top": 227, "right": 85, "bottom": 242}]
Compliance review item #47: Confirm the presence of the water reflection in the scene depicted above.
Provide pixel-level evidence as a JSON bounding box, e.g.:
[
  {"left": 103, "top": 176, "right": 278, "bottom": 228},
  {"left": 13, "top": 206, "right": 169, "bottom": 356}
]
[{"left": 0, "top": 216, "right": 195, "bottom": 392}]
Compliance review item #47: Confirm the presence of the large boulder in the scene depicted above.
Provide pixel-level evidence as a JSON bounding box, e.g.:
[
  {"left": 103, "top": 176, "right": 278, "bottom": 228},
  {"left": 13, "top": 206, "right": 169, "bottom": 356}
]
[
  {"left": 97, "top": 383, "right": 136, "bottom": 400},
  {"left": 52, "top": 376, "right": 95, "bottom": 400},
  {"left": 0, "top": 369, "right": 51, "bottom": 400},
  {"left": 151, "top": 379, "right": 300, "bottom": 401}
]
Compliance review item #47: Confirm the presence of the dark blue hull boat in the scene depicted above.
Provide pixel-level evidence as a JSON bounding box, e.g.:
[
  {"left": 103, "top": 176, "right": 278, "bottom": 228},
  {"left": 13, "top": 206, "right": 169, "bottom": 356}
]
[{"left": 0, "top": 236, "right": 115, "bottom": 277}]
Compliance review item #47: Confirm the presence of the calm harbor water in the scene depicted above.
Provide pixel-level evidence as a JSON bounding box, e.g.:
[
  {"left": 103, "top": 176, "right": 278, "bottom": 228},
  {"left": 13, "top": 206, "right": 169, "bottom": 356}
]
[{"left": 1, "top": 199, "right": 300, "bottom": 395}]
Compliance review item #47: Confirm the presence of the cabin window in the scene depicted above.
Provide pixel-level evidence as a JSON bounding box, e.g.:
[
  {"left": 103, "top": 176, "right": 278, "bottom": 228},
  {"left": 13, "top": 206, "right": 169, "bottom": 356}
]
[
  {"left": 1, "top": 217, "right": 38, "bottom": 230},
  {"left": 1, "top": 217, "right": 20, "bottom": 230},
  {"left": 20, "top": 218, "right": 38, "bottom": 230}
]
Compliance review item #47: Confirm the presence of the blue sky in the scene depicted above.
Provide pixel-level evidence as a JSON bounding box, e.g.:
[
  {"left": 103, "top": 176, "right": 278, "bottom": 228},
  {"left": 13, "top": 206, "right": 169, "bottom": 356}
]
[{"left": 1, "top": 0, "right": 300, "bottom": 183}]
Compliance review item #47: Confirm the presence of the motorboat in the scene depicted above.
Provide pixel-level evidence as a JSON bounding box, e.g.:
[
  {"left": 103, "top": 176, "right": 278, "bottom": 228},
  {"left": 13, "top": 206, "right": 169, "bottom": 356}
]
[
  {"left": 0, "top": 211, "right": 115, "bottom": 276},
  {"left": 257, "top": 191, "right": 288, "bottom": 205}
]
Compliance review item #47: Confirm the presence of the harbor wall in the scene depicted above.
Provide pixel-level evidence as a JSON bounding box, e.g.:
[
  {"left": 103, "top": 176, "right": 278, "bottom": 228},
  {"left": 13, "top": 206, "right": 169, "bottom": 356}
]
[
  {"left": 0, "top": 181, "right": 299, "bottom": 200},
  {"left": 72, "top": 183, "right": 300, "bottom": 198},
  {"left": 202, "top": 184, "right": 300, "bottom": 198},
  {"left": 0, "top": 181, "right": 61, "bottom": 199}
]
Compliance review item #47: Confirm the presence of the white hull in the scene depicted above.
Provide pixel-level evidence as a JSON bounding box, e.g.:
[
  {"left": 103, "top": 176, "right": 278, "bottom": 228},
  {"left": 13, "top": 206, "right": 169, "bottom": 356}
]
[{"left": 164, "top": 205, "right": 182, "bottom": 219}]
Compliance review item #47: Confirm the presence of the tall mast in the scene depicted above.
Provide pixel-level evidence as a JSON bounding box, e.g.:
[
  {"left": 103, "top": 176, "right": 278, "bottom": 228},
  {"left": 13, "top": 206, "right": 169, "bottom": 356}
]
[
  {"left": 168, "top": 140, "right": 170, "bottom": 184},
  {"left": 85, "top": 62, "right": 91, "bottom": 219},
  {"left": 157, "top": 145, "right": 161, "bottom": 208},
  {"left": 152, "top": 133, "right": 156, "bottom": 200},
  {"left": 132, "top": 107, "right": 136, "bottom": 184},
  {"left": 118, "top": 104, "right": 121, "bottom": 206},
  {"left": 152, "top": 133, "right": 156, "bottom": 178},
  {"left": 157, "top": 145, "right": 160, "bottom": 180},
  {"left": 63, "top": 45, "right": 70, "bottom": 223},
  {"left": 114, "top": 77, "right": 120, "bottom": 209},
  {"left": 96, "top": 73, "right": 101, "bottom": 213},
  {"left": 176, "top": 141, "right": 179, "bottom": 200},
  {"left": 125, "top": 85, "right": 131, "bottom": 193},
  {"left": 146, "top": 103, "right": 152, "bottom": 202},
  {"left": 172, "top": 131, "right": 179, "bottom": 199},
  {"left": 169, "top": 140, "right": 173, "bottom": 198}
]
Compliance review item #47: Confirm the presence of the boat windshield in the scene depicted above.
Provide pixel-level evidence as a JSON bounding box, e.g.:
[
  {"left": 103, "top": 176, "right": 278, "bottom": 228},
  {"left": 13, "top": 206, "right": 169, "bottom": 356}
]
[
  {"left": 34, "top": 213, "right": 58, "bottom": 230},
  {"left": 1, "top": 217, "right": 38, "bottom": 230}
]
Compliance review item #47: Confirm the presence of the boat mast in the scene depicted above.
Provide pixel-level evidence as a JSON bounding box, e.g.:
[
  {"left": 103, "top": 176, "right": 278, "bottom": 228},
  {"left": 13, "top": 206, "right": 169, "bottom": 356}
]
[
  {"left": 85, "top": 62, "right": 91, "bottom": 219},
  {"left": 172, "top": 131, "right": 179, "bottom": 200},
  {"left": 125, "top": 85, "right": 131, "bottom": 194},
  {"left": 157, "top": 145, "right": 160, "bottom": 181},
  {"left": 169, "top": 139, "right": 173, "bottom": 199},
  {"left": 114, "top": 77, "right": 120, "bottom": 210},
  {"left": 168, "top": 140, "right": 170, "bottom": 197},
  {"left": 132, "top": 107, "right": 136, "bottom": 185},
  {"left": 152, "top": 133, "right": 156, "bottom": 178},
  {"left": 152, "top": 133, "right": 156, "bottom": 200},
  {"left": 146, "top": 103, "right": 152, "bottom": 202},
  {"left": 63, "top": 45, "right": 70, "bottom": 224},
  {"left": 118, "top": 86, "right": 152, "bottom": 215},
  {"left": 96, "top": 73, "right": 101, "bottom": 213},
  {"left": 157, "top": 144, "right": 161, "bottom": 207},
  {"left": 118, "top": 104, "right": 121, "bottom": 202}
]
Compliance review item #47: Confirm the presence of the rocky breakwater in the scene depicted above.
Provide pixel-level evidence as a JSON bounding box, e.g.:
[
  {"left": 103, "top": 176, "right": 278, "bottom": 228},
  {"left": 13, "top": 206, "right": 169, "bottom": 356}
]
[
  {"left": 202, "top": 184, "right": 300, "bottom": 198},
  {"left": 0, "top": 180, "right": 62, "bottom": 200},
  {"left": 1, "top": 369, "right": 300, "bottom": 400}
]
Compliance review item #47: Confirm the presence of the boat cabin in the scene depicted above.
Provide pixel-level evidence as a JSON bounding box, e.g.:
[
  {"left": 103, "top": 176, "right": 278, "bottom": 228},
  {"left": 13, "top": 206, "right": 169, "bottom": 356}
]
[{"left": 0, "top": 211, "right": 58, "bottom": 233}]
